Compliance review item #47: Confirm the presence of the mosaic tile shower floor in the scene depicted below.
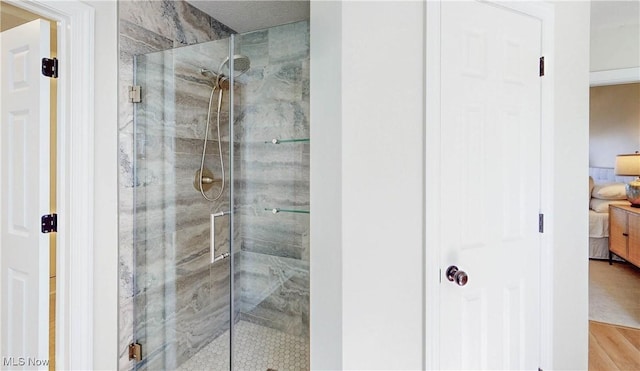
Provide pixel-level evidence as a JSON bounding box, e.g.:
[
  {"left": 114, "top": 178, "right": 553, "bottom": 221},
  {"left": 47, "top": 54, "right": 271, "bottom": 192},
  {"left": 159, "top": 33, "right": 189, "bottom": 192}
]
[{"left": 177, "top": 321, "right": 309, "bottom": 371}]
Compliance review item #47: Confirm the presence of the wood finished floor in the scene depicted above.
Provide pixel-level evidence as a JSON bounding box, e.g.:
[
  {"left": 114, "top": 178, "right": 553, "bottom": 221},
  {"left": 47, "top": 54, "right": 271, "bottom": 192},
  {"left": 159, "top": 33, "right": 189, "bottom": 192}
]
[{"left": 589, "top": 320, "right": 640, "bottom": 370}]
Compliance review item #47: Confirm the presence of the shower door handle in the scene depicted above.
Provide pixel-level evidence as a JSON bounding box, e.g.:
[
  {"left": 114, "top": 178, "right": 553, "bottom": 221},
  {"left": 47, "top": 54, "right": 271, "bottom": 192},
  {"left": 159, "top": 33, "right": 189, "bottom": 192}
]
[{"left": 211, "top": 211, "right": 230, "bottom": 263}]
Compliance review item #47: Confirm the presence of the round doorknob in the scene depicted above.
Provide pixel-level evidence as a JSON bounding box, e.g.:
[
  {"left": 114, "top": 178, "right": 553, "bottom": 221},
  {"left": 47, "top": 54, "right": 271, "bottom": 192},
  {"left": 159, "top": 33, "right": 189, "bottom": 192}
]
[{"left": 446, "top": 265, "right": 468, "bottom": 286}]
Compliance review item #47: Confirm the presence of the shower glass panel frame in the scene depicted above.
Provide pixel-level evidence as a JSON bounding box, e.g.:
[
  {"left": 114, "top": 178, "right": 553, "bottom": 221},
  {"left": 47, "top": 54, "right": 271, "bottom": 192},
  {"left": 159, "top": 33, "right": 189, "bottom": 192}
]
[{"left": 130, "top": 21, "right": 310, "bottom": 371}]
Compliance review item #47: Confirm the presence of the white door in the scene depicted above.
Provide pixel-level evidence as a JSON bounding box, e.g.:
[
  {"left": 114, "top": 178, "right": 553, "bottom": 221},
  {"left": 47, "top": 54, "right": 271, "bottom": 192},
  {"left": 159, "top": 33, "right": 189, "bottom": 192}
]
[
  {"left": 438, "top": 2, "right": 541, "bottom": 369},
  {"left": 1, "top": 19, "right": 51, "bottom": 366}
]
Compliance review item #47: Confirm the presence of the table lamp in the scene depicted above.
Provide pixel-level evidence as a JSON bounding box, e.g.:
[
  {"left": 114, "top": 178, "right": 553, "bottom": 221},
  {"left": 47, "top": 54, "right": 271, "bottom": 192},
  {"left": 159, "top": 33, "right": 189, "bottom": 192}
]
[{"left": 614, "top": 153, "right": 640, "bottom": 207}]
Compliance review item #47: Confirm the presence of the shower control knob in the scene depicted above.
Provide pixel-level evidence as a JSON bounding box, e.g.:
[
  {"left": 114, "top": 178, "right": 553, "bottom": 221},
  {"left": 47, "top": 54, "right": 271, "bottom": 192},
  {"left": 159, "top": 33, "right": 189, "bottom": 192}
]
[{"left": 446, "top": 265, "right": 468, "bottom": 286}]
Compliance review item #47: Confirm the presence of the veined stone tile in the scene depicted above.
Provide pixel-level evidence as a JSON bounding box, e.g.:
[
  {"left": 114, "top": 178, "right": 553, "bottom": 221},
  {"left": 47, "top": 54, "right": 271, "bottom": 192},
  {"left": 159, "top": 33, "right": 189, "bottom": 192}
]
[
  {"left": 236, "top": 252, "right": 309, "bottom": 337},
  {"left": 120, "top": 20, "right": 173, "bottom": 53},
  {"left": 118, "top": 187, "right": 135, "bottom": 242},
  {"left": 240, "top": 61, "right": 307, "bottom": 105},
  {"left": 175, "top": 137, "right": 221, "bottom": 155},
  {"left": 173, "top": 40, "right": 229, "bottom": 78},
  {"left": 236, "top": 252, "right": 308, "bottom": 300},
  {"left": 301, "top": 58, "right": 310, "bottom": 101},
  {"left": 119, "top": 1, "right": 177, "bottom": 42},
  {"left": 134, "top": 233, "right": 177, "bottom": 295},
  {"left": 119, "top": 239, "right": 135, "bottom": 300},
  {"left": 175, "top": 266, "right": 229, "bottom": 364},
  {"left": 238, "top": 29, "right": 268, "bottom": 46},
  {"left": 118, "top": 53, "right": 135, "bottom": 134},
  {"left": 235, "top": 153, "right": 309, "bottom": 183},
  {"left": 268, "top": 21, "right": 309, "bottom": 64},
  {"left": 134, "top": 170, "right": 230, "bottom": 213},
  {"left": 119, "top": 132, "right": 135, "bottom": 188},
  {"left": 118, "top": 297, "right": 135, "bottom": 371},
  {"left": 235, "top": 180, "right": 310, "bottom": 208},
  {"left": 237, "top": 140, "right": 308, "bottom": 161},
  {"left": 238, "top": 36, "right": 269, "bottom": 69},
  {"left": 134, "top": 149, "right": 223, "bottom": 189},
  {"left": 174, "top": 1, "right": 234, "bottom": 46},
  {"left": 174, "top": 301, "right": 229, "bottom": 366},
  {"left": 136, "top": 342, "right": 176, "bottom": 371},
  {"left": 134, "top": 265, "right": 225, "bottom": 359},
  {"left": 134, "top": 199, "right": 218, "bottom": 242},
  {"left": 240, "top": 237, "right": 306, "bottom": 261},
  {"left": 185, "top": 38, "right": 230, "bottom": 67},
  {"left": 234, "top": 102, "right": 309, "bottom": 143},
  {"left": 120, "top": 0, "right": 233, "bottom": 48}
]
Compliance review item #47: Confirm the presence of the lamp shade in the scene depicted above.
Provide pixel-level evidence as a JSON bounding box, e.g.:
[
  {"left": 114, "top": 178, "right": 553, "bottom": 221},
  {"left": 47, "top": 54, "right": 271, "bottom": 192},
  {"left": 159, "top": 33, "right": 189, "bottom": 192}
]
[{"left": 614, "top": 154, "right": 640, "bottom": 176}]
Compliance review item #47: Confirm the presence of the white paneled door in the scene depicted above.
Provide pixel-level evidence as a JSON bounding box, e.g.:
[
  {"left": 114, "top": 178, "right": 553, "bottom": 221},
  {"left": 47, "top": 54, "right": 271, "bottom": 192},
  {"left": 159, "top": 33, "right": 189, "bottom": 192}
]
[
  {"left": 438, "top": 2, "right": 542, "bottom": 369},
  {"left": 1, "top": 19, "right": 51, "bottom": 367}
]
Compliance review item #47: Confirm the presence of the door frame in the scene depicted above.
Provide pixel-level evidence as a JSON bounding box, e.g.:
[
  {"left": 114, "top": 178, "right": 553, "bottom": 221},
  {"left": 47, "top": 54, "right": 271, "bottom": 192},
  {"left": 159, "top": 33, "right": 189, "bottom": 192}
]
[
  {"left": 590, "top": 67, "right": 640, "bottom": 87},
  {"left": 424, "top": 1, "right": 555, "bottom": 368},
  {"left": 2, "top": 1, "right": 95, "bottom": 369}
]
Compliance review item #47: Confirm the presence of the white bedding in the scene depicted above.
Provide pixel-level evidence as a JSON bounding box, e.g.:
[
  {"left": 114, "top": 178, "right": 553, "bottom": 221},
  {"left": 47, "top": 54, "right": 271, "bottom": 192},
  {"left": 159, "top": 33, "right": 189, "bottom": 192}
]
[
  {"left": 589, "top": 237, "right": 610, "bottom": 260},
  {"left": 588, "top": 167, "right": 627, "bottom": 260},
  {"left": 589, "top": 209, "right": 609, "bottom": 238}
]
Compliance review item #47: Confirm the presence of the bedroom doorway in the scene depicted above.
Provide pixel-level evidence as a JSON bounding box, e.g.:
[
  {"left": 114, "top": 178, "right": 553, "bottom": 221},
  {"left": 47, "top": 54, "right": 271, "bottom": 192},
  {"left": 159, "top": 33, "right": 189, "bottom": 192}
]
[
  {"left": 588, "top": 82, "right": 640, "bottom": 367},
  {"left": 588, "top": 83, "right": 640, "bottom": 328}
]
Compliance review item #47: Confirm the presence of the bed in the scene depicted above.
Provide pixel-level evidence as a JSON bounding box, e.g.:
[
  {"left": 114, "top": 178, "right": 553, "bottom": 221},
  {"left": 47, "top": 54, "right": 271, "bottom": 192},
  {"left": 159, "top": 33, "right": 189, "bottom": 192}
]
[{"left": 588, "top": 167, "right": 633, "bottom": 260}]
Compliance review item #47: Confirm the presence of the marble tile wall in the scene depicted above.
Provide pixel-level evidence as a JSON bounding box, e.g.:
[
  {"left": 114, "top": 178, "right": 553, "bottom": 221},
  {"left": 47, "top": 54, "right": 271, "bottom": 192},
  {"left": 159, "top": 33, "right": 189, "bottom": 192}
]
[
  {"left": 117, "top": 1, "right": 234, "bottom": 370},
  {"left": 234, "top": 21, "right": 310, "bottom": 338}
]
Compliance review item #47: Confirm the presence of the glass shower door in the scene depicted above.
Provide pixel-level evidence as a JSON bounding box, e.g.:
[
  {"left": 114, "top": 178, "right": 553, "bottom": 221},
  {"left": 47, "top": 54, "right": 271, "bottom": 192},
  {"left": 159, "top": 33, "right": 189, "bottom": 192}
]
[{"left": 132, "top": 37, "right": 232, "bottom": 370}]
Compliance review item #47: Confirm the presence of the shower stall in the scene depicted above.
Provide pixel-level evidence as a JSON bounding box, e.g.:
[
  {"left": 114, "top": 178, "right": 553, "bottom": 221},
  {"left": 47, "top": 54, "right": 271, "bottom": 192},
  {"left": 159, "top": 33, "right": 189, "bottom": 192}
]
[{"left": 124, "top": 20, "right": 310, "bottom": 370}]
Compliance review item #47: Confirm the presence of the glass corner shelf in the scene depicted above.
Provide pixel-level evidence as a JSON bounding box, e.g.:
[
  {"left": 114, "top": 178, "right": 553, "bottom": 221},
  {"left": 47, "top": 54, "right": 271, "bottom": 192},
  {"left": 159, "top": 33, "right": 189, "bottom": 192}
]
[
  {"left": 265, "top": 208, "right": 310, "bottom": 215},
  {"left": 265, "top": 138, "right": 310, "bottom": 144}
]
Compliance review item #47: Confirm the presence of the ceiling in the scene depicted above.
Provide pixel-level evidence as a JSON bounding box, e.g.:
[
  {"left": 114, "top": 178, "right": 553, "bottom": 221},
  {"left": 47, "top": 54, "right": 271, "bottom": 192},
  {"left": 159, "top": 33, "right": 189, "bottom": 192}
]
[{"left": 186, "top": 0, "right": 310, "bottom": 33}]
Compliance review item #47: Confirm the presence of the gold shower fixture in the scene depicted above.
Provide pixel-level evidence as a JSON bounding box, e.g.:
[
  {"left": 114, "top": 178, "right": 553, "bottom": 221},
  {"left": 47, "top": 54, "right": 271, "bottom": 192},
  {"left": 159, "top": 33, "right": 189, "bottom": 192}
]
[{"left": 193, "top": 168, "right": 219, "bottom": 193}]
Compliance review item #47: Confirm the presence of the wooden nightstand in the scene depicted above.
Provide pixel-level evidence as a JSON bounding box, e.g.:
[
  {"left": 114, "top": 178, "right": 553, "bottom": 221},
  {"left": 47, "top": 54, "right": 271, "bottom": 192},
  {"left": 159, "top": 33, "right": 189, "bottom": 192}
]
[{"left": 609, "top": 204, "right": 640, "bottom": 268}]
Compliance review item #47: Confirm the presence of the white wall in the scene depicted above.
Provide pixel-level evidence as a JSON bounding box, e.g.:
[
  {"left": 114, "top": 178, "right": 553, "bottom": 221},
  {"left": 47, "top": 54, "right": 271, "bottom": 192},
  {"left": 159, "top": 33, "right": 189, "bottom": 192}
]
[
  {"left": 341, "top": 1, "right": 425, "bottom": 369},
  {"left": 551, "top": 1, "right": 590, "bottom": 369},
  {"left": 590, "top": 83, "right": 640, "bottom": 168},
  {"left": 311, "top": 1, "right": 425, "bottom": 369},
  {"left": 88, "top": 0, "right": 118, "bottom": 369},
  {"left": 591, "top": 23, "right": 640, "bottom": 72}
]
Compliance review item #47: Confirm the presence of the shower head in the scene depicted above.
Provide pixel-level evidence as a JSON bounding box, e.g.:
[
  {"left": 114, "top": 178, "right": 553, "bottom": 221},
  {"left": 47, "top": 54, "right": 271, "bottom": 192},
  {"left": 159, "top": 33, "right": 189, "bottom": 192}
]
[
  {"left": 218, "top": 54, "right": 251, "bottom": 79},
  {"left": 200, "top": 54, "right": 251, "bottom": 86}
]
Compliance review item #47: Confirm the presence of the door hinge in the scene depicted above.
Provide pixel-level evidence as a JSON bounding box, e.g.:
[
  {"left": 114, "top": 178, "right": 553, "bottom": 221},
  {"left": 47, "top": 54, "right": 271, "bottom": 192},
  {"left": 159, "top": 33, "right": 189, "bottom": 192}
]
[
  {"left": 539, "top": 56, "right": 545, "bottom": 77},
  {"left": 129, "top": 85, "right": 141, "bottom": 103},
  {"left": 41, "top": 58, "right": 58, "bottom": 78},
  {"left": 539, "top": 213, "right": 544, "bottom": 233},
  {"left": 128, "top": 342, "right": 142, "bottom": 361},
  {"left": 41, "top": 213, "right": 57, "bottom": 233}
]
